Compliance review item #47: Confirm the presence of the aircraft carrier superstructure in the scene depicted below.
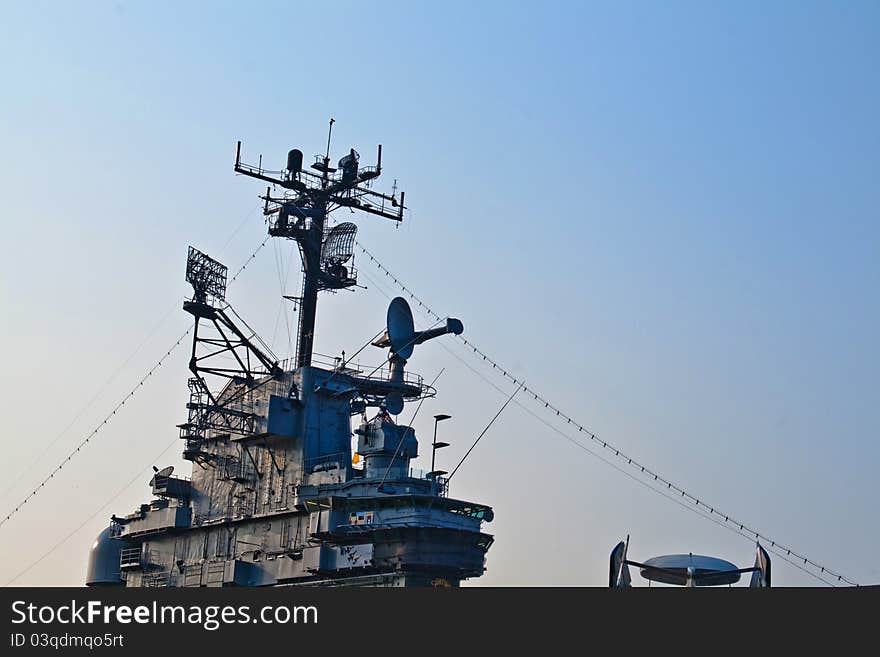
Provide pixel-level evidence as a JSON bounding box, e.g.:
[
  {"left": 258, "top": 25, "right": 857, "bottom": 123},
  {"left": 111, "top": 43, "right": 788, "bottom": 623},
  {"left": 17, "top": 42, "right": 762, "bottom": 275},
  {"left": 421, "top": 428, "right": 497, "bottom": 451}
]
[{"left": 85, "top": 125, "right": 494, "bottom": 588}]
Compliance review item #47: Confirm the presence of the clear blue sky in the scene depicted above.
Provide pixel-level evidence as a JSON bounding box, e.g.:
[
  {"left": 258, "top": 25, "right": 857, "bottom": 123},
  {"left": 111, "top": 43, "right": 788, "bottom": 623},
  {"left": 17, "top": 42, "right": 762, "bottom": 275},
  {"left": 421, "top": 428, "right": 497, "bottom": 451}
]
[{"left": 0, "top": 0, "right": 877, "bottom": 586}]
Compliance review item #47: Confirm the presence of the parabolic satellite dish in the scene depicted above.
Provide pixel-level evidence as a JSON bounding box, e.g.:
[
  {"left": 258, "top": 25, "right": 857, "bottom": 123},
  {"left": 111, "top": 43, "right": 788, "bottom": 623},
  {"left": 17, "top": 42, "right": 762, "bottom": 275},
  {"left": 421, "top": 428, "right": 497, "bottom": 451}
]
[{"left": 387, "top": 297, "right": 416, "bottom": 359}]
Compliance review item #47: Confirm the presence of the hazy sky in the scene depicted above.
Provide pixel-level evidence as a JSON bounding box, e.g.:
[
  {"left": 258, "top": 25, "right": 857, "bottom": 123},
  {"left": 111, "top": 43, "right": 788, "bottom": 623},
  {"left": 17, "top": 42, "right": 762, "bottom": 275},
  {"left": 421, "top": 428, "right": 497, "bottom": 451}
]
[{"left": 1, "top": 1, "right": 877, "bottom": 586}]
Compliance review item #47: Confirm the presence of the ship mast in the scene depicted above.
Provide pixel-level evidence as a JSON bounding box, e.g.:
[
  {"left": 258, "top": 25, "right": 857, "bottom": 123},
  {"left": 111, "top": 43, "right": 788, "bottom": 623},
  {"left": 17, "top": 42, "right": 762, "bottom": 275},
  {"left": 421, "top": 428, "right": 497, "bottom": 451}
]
[{"left": 234, "top": 119, "right": 405, "bottom": 368}]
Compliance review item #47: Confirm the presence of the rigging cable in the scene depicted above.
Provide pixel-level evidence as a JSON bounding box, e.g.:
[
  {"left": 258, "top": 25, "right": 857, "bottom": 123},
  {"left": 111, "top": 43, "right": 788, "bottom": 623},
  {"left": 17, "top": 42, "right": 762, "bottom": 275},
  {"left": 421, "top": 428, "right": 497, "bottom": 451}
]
[
  {"left": 319, "top": 327, "right": 388, "bottom": 395},
  {"left": 355, "top": 241, "right": 859, "bottom": 587},
  {"left": 448, "top": 381, "right": 523, "bottom": 480},
  {"left": 0, "top": 234, "right": 273, "bottom": 531},
  {"left": 378, "top": 369, "right": 445, "bottom": 487},
  {"left": 442, "top": 339, "right": 841, "bottom": 586},
  {"left": 270, "top": 238, "right": 297, "bottom": 357},
  {"left": 0, "top": 297, "right": 184, "bottom": 503},
  {"left": 359, "top": 263, "right": 840, "bottom": 586},
  {"left": 2, "top": 437, "right": 180, "bottom": 587},
  {"left": 322, "top": 317, "right": 446, "bottom": 395},
  {"left": 0, "top": 330, "right": 191, "bottom": 530}
]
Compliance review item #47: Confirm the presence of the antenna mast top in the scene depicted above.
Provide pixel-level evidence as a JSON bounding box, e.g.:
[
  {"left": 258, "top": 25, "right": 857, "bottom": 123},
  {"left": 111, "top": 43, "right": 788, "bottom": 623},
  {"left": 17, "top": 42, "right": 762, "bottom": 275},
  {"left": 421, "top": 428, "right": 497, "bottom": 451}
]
[
  {"left": 233, "top": 121, "right": 406, "bottom": 369},
  {"left": 325, "top": 117, "right": 335, "bottom": 163}
]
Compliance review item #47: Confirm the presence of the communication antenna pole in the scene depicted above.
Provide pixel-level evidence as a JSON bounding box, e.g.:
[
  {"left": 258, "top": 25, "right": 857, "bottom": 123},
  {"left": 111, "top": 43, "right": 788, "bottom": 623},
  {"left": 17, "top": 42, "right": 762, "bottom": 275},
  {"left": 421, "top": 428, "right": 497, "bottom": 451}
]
[
  {"left": 234, "top": 121, "right": 406, "bottom": 369},
  {"left": 325, "top": 118, "right": 335, "bottom": 162}
]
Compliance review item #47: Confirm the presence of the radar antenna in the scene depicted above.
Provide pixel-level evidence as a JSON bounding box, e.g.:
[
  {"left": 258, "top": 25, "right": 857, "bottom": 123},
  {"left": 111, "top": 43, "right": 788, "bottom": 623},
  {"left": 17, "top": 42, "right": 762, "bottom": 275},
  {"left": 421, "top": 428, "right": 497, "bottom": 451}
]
[
  {"left": 609, "top": 537, "right": 772, "bottom": 588},
  {"left": 179, "top": 246, "right": 282, "bottom": 462},
  {"left": 234, "top": 121, "right": 405, "bottom": 368}
]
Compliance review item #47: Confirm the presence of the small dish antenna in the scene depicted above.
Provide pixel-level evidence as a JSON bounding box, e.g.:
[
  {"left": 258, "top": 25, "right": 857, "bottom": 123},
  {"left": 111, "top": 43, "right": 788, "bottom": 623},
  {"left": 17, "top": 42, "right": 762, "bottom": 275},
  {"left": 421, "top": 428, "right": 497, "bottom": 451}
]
[
  {"left": 387, "top": 297, "right": 416, "bottom": 359},
  {"left": 371, "top": 297, "right": 464, "bottom": 413},
  {"left": 384, "top": 392, "right": 404, "bottom": 415},
  {"left": 150, "top": 465, "right": 175, "bottom": 487},
  {"left": 375, "top": 297, "right": 464, "bottom": 361}
]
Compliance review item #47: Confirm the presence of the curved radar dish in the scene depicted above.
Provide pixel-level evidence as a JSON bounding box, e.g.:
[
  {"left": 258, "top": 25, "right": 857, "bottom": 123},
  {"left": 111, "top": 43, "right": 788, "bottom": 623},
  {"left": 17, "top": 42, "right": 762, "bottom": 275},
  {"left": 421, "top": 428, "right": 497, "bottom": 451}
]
[
  {"left": 321, "top": 222, "right": 358, "bottom": 266},
  {"left": 376, "top": 297, "right": 464, "bottom": 360},
  {"left": 150, "top": 465, "right": 175, "bottom": 487},
  {"left": 387, "top": 297, "right": 416, "bottom": 359},
  {"left": 640, "top": 554, "right": 741, "bottom": 586}
]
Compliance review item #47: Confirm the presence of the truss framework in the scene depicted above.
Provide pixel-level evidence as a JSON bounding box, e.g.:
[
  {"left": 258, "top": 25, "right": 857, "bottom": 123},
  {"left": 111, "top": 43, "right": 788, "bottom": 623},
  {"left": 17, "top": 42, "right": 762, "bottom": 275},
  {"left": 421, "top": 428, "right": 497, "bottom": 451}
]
[{"left": 179, "top": 251, "right": 283, "bottom": 460}]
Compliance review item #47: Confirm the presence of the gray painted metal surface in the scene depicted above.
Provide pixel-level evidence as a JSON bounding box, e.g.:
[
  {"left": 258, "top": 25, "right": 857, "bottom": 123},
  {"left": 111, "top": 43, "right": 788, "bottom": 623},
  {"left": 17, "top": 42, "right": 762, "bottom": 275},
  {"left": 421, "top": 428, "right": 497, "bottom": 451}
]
[
  {"left": 86, "top": 136, "right": 493, "bottom": 588},
  {"left": 85, "top": 526, "right": 127, "bottom": 587},
  {"left": 640, "top": 554, "right": 741, "bottom": 586}
]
